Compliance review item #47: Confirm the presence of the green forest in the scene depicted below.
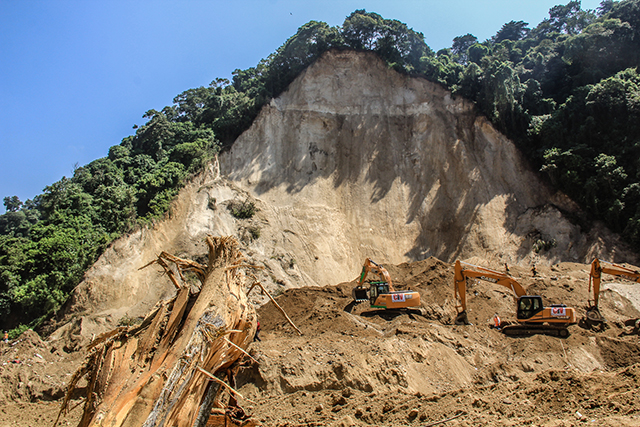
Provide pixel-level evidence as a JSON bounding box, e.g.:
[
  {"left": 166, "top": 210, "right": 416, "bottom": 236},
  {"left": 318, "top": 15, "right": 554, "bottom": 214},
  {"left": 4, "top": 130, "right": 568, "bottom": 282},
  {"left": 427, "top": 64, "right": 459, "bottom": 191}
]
[{"left": 2, "top": 0, "right": 640, "bottom": 334}]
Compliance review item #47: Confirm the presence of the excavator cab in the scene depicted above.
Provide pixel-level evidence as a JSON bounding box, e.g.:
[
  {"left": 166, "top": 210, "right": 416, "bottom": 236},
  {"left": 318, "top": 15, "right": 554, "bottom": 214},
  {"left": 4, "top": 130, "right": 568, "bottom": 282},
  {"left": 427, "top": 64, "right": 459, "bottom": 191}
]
[
  {"left": 516, "top": 296, "right": 544, "bottom": 320},
  {"left": 352, "top": 282, "right": 390, "bottom": 303},
  {"left": 369, "top": 282, "right": 389, "bottom": 306}
]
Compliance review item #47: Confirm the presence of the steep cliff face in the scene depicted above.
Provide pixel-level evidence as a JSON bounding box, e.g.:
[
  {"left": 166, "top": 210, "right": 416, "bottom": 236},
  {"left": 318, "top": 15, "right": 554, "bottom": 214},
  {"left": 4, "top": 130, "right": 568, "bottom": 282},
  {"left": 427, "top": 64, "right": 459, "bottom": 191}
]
[
  {"left": 220, "top": 50, "right": 633, "bottom": 283},
  {"left": 55, "top": 50, "right": 634, "bottom": 338}
]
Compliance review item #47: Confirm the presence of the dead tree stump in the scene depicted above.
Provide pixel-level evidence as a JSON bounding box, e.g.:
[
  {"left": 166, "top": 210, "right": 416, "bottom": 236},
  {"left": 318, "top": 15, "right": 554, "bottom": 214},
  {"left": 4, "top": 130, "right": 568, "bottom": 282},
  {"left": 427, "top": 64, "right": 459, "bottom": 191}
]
[{"left": 57, "top": 236, "right": 258, "bottom": 427}]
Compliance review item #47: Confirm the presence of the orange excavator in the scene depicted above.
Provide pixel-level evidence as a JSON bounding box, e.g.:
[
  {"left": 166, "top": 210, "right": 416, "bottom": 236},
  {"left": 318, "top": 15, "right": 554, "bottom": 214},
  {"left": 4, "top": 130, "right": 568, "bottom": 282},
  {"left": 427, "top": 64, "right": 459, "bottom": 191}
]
[
  {"left": 586, "top": 258, "right": 640, "bottom": 323},
  {"left": 453, "top": 260, "right": 577, "bottom": 337},
  {"left": 352, "top": 258, "right": 421, "bottom": 310}
]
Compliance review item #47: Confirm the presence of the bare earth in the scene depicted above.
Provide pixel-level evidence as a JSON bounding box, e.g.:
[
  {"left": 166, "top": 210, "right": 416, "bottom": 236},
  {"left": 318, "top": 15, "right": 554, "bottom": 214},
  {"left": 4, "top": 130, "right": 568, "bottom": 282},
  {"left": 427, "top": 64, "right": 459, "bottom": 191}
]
[
  {"left": 5, "top": 259, "right": 640, "bottom": 426},
  {"left": 6, "top": 50, "right": 640, "bottom": 427}
]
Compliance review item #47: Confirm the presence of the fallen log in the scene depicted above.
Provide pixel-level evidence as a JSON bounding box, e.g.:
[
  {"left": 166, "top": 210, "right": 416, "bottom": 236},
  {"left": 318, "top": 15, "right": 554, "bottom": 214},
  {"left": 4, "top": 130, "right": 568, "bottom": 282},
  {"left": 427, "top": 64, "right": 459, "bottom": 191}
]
[{"left": 57, "top": 236, "right": 258, "bottom": 427}]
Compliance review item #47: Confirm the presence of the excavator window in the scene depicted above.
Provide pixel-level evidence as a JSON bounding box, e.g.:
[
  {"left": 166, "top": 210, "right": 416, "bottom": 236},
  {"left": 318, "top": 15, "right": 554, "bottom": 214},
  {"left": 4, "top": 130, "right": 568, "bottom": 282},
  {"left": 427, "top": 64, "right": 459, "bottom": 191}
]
[
  {"left": 517, "top": 296, "right": 543, "bottom": 320},
  {"left": 369, "top": 282, "right": 389, "bottom": 305}
]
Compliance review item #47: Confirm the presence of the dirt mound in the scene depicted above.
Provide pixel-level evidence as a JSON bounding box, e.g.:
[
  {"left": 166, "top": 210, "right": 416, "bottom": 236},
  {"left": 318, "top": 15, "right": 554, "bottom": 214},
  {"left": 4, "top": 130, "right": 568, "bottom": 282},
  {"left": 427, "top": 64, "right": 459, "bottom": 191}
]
[
  {"left": 4, "top": 257, "right": 640, "bottom": 426},
  {"left": 233, "top": 257, "right": 640, "bottom": 426},
  {"left": 0, "top": 330, "right": 83, "bottom": 426},
  {"left": 239, "top": 365, "right": 640, "bottom": 426}
]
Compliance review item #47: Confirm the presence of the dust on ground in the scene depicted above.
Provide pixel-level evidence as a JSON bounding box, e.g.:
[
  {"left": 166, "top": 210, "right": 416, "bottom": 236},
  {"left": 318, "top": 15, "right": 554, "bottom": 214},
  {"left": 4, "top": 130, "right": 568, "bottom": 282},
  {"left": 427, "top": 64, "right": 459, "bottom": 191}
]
[{"left": 4, "top": 258, "right": 640, "bottom": 426}]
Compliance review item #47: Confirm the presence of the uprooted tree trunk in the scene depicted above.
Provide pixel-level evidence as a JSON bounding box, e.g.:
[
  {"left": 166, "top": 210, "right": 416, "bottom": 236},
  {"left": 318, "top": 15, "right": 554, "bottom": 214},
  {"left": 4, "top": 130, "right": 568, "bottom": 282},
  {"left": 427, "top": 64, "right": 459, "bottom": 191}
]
[{"left": 57, "top": 236, "right": 258, "bottom": 427}]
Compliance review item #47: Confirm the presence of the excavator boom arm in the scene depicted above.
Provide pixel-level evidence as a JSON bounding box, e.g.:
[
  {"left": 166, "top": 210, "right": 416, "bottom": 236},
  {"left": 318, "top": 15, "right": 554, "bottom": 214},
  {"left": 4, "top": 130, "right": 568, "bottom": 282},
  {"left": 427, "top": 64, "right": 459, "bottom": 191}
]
[
  {"left": 454, "top": 260, "right": 526, "bottom": 314},
  {"left": 590, "top": 258, "right": 640, "bottom": 308},
  {"left": 358, "top": 258, "right": 395, "bottom": 291}
]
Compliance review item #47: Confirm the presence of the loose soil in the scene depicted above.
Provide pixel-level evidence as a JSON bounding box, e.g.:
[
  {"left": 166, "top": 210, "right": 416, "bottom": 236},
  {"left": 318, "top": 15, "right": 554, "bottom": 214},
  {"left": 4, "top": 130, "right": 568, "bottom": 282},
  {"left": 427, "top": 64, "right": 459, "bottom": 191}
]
[
  {"left": 7, "top": 258, "right": 639, "bottom": 426},
  {"left": 6, "top": 50, "right": 640, "bottom": 427},
  {"left": 232, "top": 259, "right": 640, "bottom": 426}
]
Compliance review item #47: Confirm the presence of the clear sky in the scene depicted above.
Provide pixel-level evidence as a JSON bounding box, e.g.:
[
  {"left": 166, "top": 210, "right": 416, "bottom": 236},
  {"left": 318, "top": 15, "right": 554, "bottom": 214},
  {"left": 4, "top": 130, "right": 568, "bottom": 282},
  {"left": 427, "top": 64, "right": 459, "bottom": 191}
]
[{"left": 0, "top": 0, "right": 603, "bottom": 210}]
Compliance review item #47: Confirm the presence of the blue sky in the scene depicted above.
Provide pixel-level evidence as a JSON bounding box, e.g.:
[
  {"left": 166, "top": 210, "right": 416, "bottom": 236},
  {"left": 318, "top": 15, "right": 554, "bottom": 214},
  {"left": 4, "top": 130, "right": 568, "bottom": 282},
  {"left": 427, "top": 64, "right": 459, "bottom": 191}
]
[{"left": 0, "top": 0, "right": 603, "bottom": 209}]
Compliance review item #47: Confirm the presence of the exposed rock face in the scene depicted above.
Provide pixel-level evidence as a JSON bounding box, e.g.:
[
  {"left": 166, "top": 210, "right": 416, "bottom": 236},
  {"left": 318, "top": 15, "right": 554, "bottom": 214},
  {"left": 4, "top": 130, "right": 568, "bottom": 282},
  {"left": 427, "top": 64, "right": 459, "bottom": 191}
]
[
  {"left": 220, "top": 49, "right": 634, "bottom": 280},
  {"left": 55, "top": 49, "right": 635, "bottom": 338}
]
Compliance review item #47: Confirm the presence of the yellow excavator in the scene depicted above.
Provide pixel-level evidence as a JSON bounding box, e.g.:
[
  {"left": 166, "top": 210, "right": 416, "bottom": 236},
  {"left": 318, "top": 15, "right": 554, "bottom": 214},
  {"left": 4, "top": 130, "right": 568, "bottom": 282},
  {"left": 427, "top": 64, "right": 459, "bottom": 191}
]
[
  {"left": 453, "top": 260, "right": 577, "bottom": 337},
  {"left": 586, "top": 258, "right": 640, "bottom": 323},
  {"left": 352, "top": 258, "right": 421, "bottom": 310}
]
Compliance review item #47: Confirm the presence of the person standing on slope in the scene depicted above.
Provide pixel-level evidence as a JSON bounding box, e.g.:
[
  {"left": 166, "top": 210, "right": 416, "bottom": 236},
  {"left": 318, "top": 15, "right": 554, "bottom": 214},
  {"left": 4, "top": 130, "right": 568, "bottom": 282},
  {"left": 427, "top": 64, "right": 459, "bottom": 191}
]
[{"left": 254, "top": 321, "right": 261, "bottom": 342}]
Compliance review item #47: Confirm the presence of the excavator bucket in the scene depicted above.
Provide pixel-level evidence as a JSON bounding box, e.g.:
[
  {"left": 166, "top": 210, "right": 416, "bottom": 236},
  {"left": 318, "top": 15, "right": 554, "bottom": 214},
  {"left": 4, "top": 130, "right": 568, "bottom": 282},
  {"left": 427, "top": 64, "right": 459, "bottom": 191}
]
[
  {"left": 455, "top": 310, "right": 470, "bottom": 325},
  {"left": 586, "top": 307, "right": 605, "bottom": 323},
  {"left": 352, "top": 286, "right": 369, "bottom": 303}
]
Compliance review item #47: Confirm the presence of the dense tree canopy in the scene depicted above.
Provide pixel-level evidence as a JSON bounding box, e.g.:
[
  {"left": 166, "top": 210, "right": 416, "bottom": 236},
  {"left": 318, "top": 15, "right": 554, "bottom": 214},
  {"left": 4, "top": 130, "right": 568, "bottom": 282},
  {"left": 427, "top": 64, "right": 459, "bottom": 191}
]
[{"left": 2, "top": 2, "right": 640, "bottom": 334}]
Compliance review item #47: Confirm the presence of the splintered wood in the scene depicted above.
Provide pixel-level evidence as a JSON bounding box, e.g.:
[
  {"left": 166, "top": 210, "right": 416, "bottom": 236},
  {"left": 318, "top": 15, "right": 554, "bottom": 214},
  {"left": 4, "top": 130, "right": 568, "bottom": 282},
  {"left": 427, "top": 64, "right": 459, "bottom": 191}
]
[{"left": 57, "top": 236, "right": 258, "bottom": 427}]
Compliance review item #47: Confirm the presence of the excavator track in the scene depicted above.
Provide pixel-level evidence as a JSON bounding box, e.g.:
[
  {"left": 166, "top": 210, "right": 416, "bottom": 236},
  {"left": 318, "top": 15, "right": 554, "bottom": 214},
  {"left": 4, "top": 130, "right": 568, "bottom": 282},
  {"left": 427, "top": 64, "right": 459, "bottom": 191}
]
[{"left": 501, "top": 324, "right": 570, "bottom": 338}]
